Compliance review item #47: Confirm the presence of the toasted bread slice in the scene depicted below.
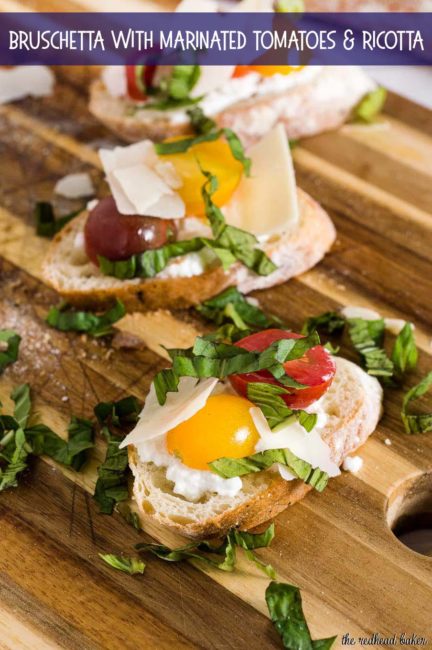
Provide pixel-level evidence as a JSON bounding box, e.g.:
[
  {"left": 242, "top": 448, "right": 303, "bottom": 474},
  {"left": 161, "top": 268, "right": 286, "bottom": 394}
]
[
  {"left": 128, "top": 357, "right": 383, "bottom": 539},
  {"left": 89, "top": 67, "right": 375, "bottom": 146},
  {"left": 42, "top": 188, "right": 336, "bottom": 311}
]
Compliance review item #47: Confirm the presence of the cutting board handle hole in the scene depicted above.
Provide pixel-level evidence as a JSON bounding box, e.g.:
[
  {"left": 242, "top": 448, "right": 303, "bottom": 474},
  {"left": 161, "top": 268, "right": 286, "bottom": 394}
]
[{"left": 386, "top": 472, "right": 432, "bottom": 558}]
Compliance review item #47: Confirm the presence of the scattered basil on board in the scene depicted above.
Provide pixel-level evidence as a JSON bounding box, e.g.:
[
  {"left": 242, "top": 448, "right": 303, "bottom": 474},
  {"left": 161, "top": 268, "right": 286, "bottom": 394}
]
[
  {"left": 135, "top": 523, "right": 276, "bottom": 578},
  {"left": 266, "top": 581, "right": 337, "bottom": 650},
  {"left": 93, "top": 396, "right": 140, "bottom": 514},
  {"left": 401, "top": 372, "right": 432, "bottom": 435},
  {"left": 35, "top": 201, "right": 82, "bottom": 238},
  {"left": 196, "top": 286, "right": 281, "bottom": 331},
  {"left": 46, "top": 299, "right": 126, "bottom": 337},
  {"left": 99, "top": 554, "right": 145, "bottom": 575},
  {"left": 0, "top": 329, "right": 21, "bottom": 375},
  {"left": 353, "top": 87, "right": 387, "bottom": 124}
]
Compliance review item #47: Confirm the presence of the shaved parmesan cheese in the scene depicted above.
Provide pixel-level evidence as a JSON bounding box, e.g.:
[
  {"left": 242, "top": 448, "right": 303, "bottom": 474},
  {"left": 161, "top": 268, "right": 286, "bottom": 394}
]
[
  {"left": 102, "top": 66, "right": 127, "bottom": 98},
  {"left": 225, "top": 124, "right": 299, "bottom": 239},
  {"left": 251, "top": 406, "right": 340, "bottom": 480},
  {"left": 120, "top": 377, "right": 218, "bottom": 448},
  {"left": 99, "top": 141, "right": 185, "bottom": 219},
  {"left": 190, "top": 67, "right": 236, "bottom": 99},
  {"left": 0, "top": 66, "right": 54, "bottom": 104},
  {"left": 54, "top": 173, "right": 95, "bottom": 199}
]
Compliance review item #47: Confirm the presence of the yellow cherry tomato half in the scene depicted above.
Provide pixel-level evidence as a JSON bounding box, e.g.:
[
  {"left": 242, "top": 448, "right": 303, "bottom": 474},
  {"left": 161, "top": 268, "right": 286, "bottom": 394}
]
[
  {"left": 166, "top": 394, "right": 260, "bottom": 471},
  {"left": 160, "top": 137, "right": 243, "bottom": 217},
  {"left": 233, "top": 65, "right": 304, "bottom": 78}
]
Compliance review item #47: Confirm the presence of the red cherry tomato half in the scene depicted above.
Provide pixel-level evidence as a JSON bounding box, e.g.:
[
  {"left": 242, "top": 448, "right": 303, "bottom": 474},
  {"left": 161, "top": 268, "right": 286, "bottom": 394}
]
[
  {"left": 126, "top": 65, "right": 156, "bottom": 101},
  {"left": 84, "top": 196, "right": 177, "bottom": 265},
  {"left": 229, "top": 329, "right": 336, "bottom": 409}
]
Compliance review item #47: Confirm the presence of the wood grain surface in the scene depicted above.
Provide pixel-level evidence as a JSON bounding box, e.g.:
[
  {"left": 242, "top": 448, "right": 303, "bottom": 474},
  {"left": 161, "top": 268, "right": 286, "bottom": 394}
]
[{"left": 1, "top": 5, "right": 432, "bottom": 649}]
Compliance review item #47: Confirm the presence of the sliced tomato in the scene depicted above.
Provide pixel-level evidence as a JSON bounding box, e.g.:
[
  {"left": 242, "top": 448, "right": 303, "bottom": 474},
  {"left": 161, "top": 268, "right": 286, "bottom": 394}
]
[
  {"left": 125, "top": 65, "right": 156, "bottom": 101},
  {"left": 229, "top": 329, "right": 336, "bottom": 409}
]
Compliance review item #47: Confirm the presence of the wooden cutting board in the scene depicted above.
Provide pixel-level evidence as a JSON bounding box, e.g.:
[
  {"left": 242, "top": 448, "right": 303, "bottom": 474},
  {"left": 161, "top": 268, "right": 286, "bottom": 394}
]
[{"left": 1, "top": 5, "right": 432, "bottom": 649}]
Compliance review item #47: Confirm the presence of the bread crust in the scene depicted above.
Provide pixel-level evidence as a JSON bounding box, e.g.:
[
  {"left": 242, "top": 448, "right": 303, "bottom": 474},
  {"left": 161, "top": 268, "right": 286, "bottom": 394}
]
[
  {"left": 89, "top": 67, "right": 374, "bottom": 147},
  {"left": 42, "top": 188, "right": 336, "bottom": 311}
]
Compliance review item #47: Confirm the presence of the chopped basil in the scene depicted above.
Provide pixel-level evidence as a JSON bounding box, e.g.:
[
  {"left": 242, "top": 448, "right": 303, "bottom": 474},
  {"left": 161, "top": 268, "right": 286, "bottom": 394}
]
[
  {"left": 392, "top": 323, "right": 418, "bottom": 377},
  {"left": 142, "top": 65, "right": 202, "bottom": 111},
  {"left": 35, "top": 201, "right": 82, "bottom": 238},
  {"left": 94, "top": 427, "right": 129, "bottom": 514},
  {"left": 347, "top": 318, "right": 394, "bottom": 377},
  {"left": 99, "top": 553, "right": 145, "bottom": 575},
  {"left": 0, "top": 329, "right": 21, "bottom": 375},
  {"left": 301, "top": 312, "right": 345, "bottom": 337},
  {"left": 275, "top": 0, "right": 305, "bottom": 11},
  {"left": 209, "top": 448, "right": 328, "bottom": 492},
  {"left": 135, "top": 523, "right": 275, "bottom": 577},
  {"left": 187, "top": 106, "right": 217, "bottom": 135},
  {"left": 0, "top": 427, "right": 28, "bottom": 492},
  {"left": 26, "top": 416, "right": 94, "bottom": 471},
  {"left": 155, "top": 333, "right": 319, "bottom": 405},
  {"left": 11, "top": 384, "right": 31, "bottom": 429},
  {"left": 93, "top": 396, "right": 140, "bottom": 514},
  {"left": 266, "top": 581, "right": 337, "bottom": 650},
  {"left": 197, "top": 287, "right": 281, "bottom": 331},
  {"left": 46, "top": 299, "right": 126, "bottom": 338},
  {"left": 248, "top": 381, "right": 318, "bottom": 433},
  {"left": 98, "top": 238, "right": 204, "bottom": 280},
  {"left": 0, "top": 385, "right": 32, "bottom": 492},
  {"left": 401, "top": 372, "right": 432, "bottom": 434},
  {"left": 354, "top": 87, "right": 387, "bottom": 124}
]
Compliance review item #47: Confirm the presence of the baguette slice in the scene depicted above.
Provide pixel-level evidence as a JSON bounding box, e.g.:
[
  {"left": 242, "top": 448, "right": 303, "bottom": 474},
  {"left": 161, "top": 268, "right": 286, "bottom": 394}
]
[
  {"left": 89, "top": 67, "right": 375, "bottom": 146},
  {"left": 42, "top": 188, "right": 336, "bottom": 311},
  {"left": 129, "top": 357, "right": 383, "bottom": 539}
]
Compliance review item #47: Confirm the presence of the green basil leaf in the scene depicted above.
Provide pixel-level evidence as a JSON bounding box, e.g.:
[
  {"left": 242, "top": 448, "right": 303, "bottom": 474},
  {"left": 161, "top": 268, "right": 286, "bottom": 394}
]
[
  {"left": 301, "top": 312, "right": 345, "bottom": 336},
  {"left": 94, "top": 396, "right": 141, "bottom": 427},
  {"left": 46, "top": 299, "right": 126, "bottom": 338},
  {"left": 142, "top": 95, "right": 202, "bottom": 111},
  {"left": 197, "top": 287, "right": 281, "bottom": 330},
  {"left": 0, "top": 427, "right": 29, "bottom": 492},
  {"left": 35, "top": 201, "right": 82, "bottom": 238},
  {"left": 153, "top": 368, "right": 180, "bottom": 406},
  {"left": 94, "top": 426, "right": 129, "bottom": 514},
  {"left": 354, "top": 87, "right": 387, "bottom": 124},
  {"left": 26, "top": 416, "right": 94, "bottom": 471},
  {"left": 392, "top": 322, "right": 418, "bottom": 377},
  {"left": 247, "top": 383, "right": 317, "bottom": 431},
  {"left": 99, "top": 553, "right": 145, "bottom": 575},
  {"left": 209, "top": 448, "right": 328, "bottom": 492},
  {"left": 0, "top": 330, "right": 21, "bottom": 375},
  {"left": 11, "top": 384, "right": 31, "bottom": 429},
  {"left": 187, "top": 106, "right": 217, "bottom": 135},
  {"left": 266, "top": 581, "right": 337, "bottom": 650},
  {"left": 136, "top": 523, "right": 276, "bottom": 575},
  {"left": 98, "top": 238, "right": 204, "bottom": 280},
  {"left": 275, "top": 0, "right": 305, "bottom": 11},
  {"left": 155, "top": 333, "right": 319, "bottom": 405},
  {"left": 401, "top": 371, "right": 432, "bottom": 434},
  {"left": 165, "top": 65, "right": 200, "bottom": 100},
  {"left": 347, "top": 318, "right": 394, "bottom": 377}
]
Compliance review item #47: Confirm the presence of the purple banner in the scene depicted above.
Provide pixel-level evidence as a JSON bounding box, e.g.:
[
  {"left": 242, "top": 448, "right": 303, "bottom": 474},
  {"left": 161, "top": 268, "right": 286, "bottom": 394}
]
[{"left": 0, "top": 12, "right": 431, "bottom": 66}]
